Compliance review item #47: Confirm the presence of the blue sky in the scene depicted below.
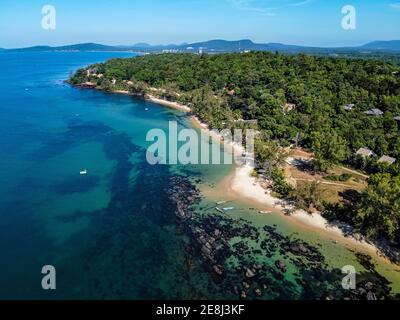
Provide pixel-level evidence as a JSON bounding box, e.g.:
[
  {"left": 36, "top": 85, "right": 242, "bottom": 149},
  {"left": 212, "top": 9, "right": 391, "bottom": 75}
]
[{"left": 0, "top": 0, "right": 399, "bottom": 48}]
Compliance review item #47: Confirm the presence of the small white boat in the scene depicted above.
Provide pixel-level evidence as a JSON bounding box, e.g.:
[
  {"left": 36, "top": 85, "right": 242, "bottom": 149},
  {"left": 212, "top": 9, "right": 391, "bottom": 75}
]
[
  {"left": 259, "top": 210, "right": 272, "bottom": 214},
  {"left": 80, "top": 170, "right": 87, "bottom": 175},
  {"left": 215, "top": 207, "right": 224, "bottom": 213},
  {"left": 216, "top": 200, "right": 227, "bottom": 205},
  {"left": 223, "top": 207, "right": 235, "bottom": 211},
  {"left": 145, "top": 108, "right": 149, "bottom": 111}
]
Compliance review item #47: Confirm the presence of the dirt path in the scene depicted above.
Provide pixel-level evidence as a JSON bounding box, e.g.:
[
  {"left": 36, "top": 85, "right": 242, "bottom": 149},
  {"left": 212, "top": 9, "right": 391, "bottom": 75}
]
[
  {"left": 340, "top": 166, "right": 369, "bottom": 179},
  {"left": 294, "top": 178, "right": 357, "bottom": 188}
]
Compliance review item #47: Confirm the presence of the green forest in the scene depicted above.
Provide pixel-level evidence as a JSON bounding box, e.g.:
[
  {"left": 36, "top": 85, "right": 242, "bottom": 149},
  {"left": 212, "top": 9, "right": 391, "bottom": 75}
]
[{"left": 70, "top": 52, "right": 400, "bottom": 246}]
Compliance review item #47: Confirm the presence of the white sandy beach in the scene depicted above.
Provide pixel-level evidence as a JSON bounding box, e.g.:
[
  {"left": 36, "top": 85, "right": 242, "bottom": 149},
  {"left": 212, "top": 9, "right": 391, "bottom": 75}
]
[
  {"left": 227, "top": 164, "right": 398, "bottom": 261},
  {"left": 106, "top": 87, "right": 399, "bottom": 264},
  {"left": 147, "top": 95, "right": 191, "bottom": 113},
  {"left": 111, "top": 89, "right": 192, "bottom": 113}
]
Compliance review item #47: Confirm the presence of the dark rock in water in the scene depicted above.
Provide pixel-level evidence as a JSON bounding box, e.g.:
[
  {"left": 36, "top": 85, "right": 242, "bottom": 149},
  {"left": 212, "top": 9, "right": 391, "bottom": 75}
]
[
  {"left": 254, "top": 288, "right": 263, "bottom": 297},
  {"left": 298, "top": 244, "right": 309, "bottom": 253},
  {"left": 365, "top": 282, "right": 374, "bottom": 290},
  {"left": 357, "top": 287, "right": 367, "bottom": 296},
  {"left": 367, "top": 291, "right": 377, "bottom": 301},
  {"left": 273, "top": 271, "right": 284, "bottom": 281},
  {"left": 201, "top": 245, "right": 212, "bottom": 256},
  {"left": 245, "top": 267, "right": 256, "bottom": 278},
  {"left": 232, "top": 285, "right": 239, "bottom": 295},
  {"left": 275, "top": 260, "right": 286, "bottom": 272},
  {"left": 165, "top": 175, "right": 394, "bottom": 301},
  {"left": 213, "top": 265, "right": 224, "bottom": 276},
  {"left": 262, "top": 283, "right": 268, "bottom": 290}
]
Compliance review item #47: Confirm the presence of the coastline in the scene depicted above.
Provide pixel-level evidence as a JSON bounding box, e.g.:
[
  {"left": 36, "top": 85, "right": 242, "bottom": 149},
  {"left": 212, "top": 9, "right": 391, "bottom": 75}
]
[
  {"left": 161, "top": 94, "right": 400, "bottom": 266},
  {"left": 225, "top": 165, "right": 400, "bottom": 265},
  {"left": 112, "top": 89, "right": 192, "bottom": 113},
  {"left": 76, "top": 85, "right": 400, "bottom": 267}
]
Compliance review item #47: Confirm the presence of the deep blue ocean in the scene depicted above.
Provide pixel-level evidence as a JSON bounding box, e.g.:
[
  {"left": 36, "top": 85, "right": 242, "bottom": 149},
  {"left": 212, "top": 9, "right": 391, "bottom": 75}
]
[{"left": 0, "top": 51, "right": 231, "bottom": 299}]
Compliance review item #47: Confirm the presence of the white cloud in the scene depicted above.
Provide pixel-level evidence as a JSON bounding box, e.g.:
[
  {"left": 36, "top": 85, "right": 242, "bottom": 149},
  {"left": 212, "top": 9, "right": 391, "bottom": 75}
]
[
  {"left": 288, "top": 0, "right": 314, "bottom": 7},
  {"left": 389, "top": 2, "right": 400, "bottom": 9},
  {"left": 228, "top": 0, "right": 314, "bottom": 16}
]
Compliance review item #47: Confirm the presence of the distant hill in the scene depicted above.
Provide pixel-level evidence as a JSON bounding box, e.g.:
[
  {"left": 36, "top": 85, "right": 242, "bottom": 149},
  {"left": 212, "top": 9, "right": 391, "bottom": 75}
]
[
  {"left": 132, "top": 42, "right": 151, "bottom": 47},
  {"left": 5, "top": 39, "right": 400, "bottom": 54},
  {"left": 360, "top": 40, "right": 400, "bottom": 51},
  {"left": 175, "top": 39, "right": 313, "bottom": 53},
  {"left": 8, "top": 43, "right": 121, "bottom": 52}
]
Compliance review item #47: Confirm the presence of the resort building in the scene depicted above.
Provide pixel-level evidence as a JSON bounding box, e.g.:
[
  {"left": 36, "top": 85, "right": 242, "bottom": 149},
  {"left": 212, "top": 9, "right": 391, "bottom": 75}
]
[
  {"left": 377, "top": 155, "right": 396, "bottom": 165},
  {"left": 364, "top": 108, "right": 384, "bottom": 116},
  {"left": 356, "top": 147, "right": 375, "bottom": 158},
  {"left": 234, "top": 119, "right": 258, "bottom": 126},
  {"left": 343, "top": 104, "right": 355, "bottom": 111},
  {"left": 283, "top": 103, "right": 297, "bottom": 113}
]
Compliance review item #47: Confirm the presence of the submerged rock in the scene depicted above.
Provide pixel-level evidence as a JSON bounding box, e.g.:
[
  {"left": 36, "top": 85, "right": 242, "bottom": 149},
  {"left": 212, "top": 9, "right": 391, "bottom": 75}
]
[
  {"left": 254, "top": 288, "right": 263, "bottom": 297},
  {"left": 213, "top": 265, "right": 224, "bottom": 276},
  {"left": 275, "top": 260, "right": 286, "bottom": 272},
  {"left": 367, "top": 291, "right": 377, "bottom": 301},
  {"left": 245, "top": 267, "right": 256, "bottom": 278}
]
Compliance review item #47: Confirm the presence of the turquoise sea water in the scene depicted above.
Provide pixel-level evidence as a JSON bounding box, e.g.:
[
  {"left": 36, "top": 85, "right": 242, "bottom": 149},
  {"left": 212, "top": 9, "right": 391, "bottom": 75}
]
[
  {"left": 0, "top": 52, "right": 398, "bottom": 300},
  {"left": 0, "top": 52, "right": 230, "bottom": 299}
]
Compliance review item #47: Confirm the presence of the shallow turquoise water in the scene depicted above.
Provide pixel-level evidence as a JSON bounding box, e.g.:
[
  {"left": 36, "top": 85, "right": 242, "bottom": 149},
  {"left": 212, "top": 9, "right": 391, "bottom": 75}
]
[{"left": 0, "top": 52, "right": 233, "bottom": 299}]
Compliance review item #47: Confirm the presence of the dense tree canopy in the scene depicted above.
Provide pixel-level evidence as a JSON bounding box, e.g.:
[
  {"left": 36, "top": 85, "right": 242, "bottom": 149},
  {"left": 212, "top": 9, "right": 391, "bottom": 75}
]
[
  {"left": 70, "top": 52, "right": 400, "bottom": 164},
  {"left": 70, "top": 52, "right": 400, "bottom": 244},
  {"left": 356, "top": 173, "right": 400, "bottom": 242}
]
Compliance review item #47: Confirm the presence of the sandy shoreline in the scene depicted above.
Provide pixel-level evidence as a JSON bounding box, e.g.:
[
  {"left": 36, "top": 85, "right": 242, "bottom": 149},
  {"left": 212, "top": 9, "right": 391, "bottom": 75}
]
[
  {"left": 147, "top": 95, "right": 191, "bottom": 113},
  {"left": 112, "top": 89, "right": 192, "bottom": 113},
  {"left": 87, "top": 86, "right": 400, "bottom": 265},
  {"left": 227, "top": 164, "right": 400, "bottom": 265},
  {"left": 192, "top": 113, "right": 399, "bottom": 264}
]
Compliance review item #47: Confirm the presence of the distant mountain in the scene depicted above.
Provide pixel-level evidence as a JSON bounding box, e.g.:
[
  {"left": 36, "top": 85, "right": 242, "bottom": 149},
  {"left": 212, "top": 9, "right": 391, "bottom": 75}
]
[
  {"left": 133, "top": 42, "right": 151, "bottom": 47},
  {"left": 5, "top": 39, "right": 400, "bottom": 54},
  {"left": 8, "top": 43, "right": 121, "bottom": 52},
  {"left": 176, "top": 39, "right": 310, "bottom": 53},
  {"left": 360, "top": 40, "right": 400, "bottom": 51}
]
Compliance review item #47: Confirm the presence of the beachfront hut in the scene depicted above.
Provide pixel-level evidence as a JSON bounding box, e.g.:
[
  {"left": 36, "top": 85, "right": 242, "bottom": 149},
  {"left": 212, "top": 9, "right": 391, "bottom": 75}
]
[
  {"left": 235, "top": 119, "right": 258, "bottom": 125},
  {"left": 356, "top": 148, "right": 374, "bottom": 158},
  {"left": 377, "top": 155, "right": 396, "bottom": 165},
  {"left": 343, "top": 104, "right": 355, "bottom": 111},
  {"left": 364, "top": 108, "right": 384, "bottom": 116},
  {"left": 283, "top": 103, "right": 297, "bottom": 113},
  {"left": 394, "top": 116, "right": 400, "bottom": 122}
]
